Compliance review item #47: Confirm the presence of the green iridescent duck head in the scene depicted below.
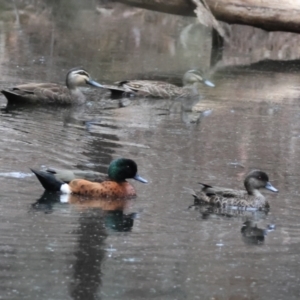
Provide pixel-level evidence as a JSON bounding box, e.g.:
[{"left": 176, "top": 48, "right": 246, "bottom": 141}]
[{"left": 108, "top": 158, "right": 148, "bottom": 183}]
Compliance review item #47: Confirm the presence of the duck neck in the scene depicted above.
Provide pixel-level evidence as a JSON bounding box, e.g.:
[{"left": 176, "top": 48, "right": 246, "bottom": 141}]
[
  {"left": 248, "top": 188, "right": 266, "bottom": 204},
  {"left": 245, "top": 180, "right": 264, "bottom": 197},
  {"left": 248, "top": 188, "right": 261, "bottom": 196},
  {"left": 108, "top": 168, "right": 126, "bottom": 182},
  {"left": 69, "top": 88, "right": 86, "bottom": 105}
]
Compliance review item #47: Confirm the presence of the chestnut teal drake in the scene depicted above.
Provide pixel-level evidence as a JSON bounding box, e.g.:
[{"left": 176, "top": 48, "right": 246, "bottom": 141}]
[{"left": 31, "top": 158, "right": 147, "bottom": 199}]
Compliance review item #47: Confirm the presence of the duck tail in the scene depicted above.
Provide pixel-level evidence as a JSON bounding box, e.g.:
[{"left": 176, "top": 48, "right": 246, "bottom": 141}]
[
  {"left": 183, "top": 187, "right": 202, "bottom": 201},
  {"left": 198, "top": 182, "right": 213, "bottom": 188},
  {"left": 1, "top": 89, "right": 14, "bottom": 99},
  {"left": 31, "top": 169, "right": 64, "bottom": 192},
  {"left": 183, "top": 187, "right": 199, "bottom": 199},
  {"left": 183, "top": 187, "right": 210, "bottom": 206}
]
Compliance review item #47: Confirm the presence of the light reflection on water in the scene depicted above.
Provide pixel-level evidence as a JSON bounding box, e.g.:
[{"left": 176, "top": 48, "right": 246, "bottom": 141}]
[{"left": 1, "top": 1, "right": 300, "bottom": 300}]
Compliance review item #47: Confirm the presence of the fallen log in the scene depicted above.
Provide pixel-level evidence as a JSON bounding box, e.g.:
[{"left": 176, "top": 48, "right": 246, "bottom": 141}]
[
  {"left": 116, "top": 0, "right": 300, "bottom": 33},
  {"left": 115, "top": 0, "right": 195, "bottom": 16}
]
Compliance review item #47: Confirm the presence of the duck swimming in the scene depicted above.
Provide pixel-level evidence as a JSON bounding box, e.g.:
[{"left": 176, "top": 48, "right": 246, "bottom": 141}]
[
  {"left": 1, "top": 67, "right": 103, "bottom": 105},
  {"left": 189, "top": 170, "right": 278, "bottom": 210},
  {"left": 101, "top": 69, "right": 215, "bottom": 98},
  {"left": 31, "top": 158, "right": 147, "bottom": 198}
]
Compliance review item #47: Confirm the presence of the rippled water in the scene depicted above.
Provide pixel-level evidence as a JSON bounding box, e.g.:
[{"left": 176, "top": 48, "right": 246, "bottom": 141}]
[{"left": 1, "top": 1, "right": 300, "bottom": 300}]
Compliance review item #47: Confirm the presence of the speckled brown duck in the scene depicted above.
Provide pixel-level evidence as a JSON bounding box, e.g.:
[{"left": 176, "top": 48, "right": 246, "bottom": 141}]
[
  {"left": 31, "top": 158, "right": 147, "bottom": 199},
  {"left": 1, "top": 67, "right": 103, "bottom": 105},
  {"left": 189, "top": 170, "right": 278, "bottom": 210},
  {"left": 101, "top": 69, "right": 215, "bottom": 98}
]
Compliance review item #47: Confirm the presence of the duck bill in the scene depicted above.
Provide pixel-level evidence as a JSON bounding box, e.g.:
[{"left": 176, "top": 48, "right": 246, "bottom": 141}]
[
  {"left": 203, "top": 79, "right": 215, "bottom": 87},
  {"left": 133, "top": 174, "right": 148, "bottom": 183},
  {"left": 265, "top": 182, "right": 278, "bottom": 193},
  {"left": 86, "top": 79, "right": 105, "bottom": 88}
]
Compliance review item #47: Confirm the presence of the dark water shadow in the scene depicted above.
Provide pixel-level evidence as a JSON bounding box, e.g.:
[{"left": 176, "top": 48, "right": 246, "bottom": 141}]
[{"left": 31, "top": 191, "right": 137, "bottom": 298}]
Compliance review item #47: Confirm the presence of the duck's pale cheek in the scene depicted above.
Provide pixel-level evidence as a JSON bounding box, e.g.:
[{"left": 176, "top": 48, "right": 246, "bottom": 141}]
[{"left": 61, "top": 183, "right": 71, "bottom": 194}]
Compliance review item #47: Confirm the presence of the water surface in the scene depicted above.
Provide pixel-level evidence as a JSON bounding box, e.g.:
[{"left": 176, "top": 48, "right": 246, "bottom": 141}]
[{"left": 1, "top": 1, "right": 300, "bottom": 300}]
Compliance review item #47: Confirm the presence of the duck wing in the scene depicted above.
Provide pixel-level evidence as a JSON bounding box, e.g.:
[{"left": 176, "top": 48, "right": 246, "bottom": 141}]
[
  {"left": 117, "top": 80, "right": 181, "bottom": 98},
  {"left": 2, "top": 83, "right": 70, "bottom": 104},
  {"left": 102, "top": 84, "right": 126, "bottom": 91},
  {"left": 46, "top": 168, "right": 108, "bottom": 183},
  {"left": 192, "top": 183, "right": 247, "bottom": 207},
  {"left": 199, "top": 183, "right": 246, "bottom": 198},
  {"left": 97, "top": 82, "right": 140, "bottom": 98}
]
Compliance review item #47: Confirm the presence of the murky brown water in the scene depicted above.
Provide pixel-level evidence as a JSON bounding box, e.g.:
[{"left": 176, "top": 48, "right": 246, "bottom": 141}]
[{"left": 1, "top": 1, "right": 300, "bottom": 300}]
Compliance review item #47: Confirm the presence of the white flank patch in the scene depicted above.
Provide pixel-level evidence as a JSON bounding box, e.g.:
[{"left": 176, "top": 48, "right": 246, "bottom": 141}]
[{"left": 60, "top": 184, "right": 71, "bottom": 194}]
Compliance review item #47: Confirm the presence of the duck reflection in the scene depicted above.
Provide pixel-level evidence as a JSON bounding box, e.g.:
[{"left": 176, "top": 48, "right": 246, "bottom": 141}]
[
  {"left": 169, "top": 85, "right": 209, "bottom": 124},
  {"left": 31, "top": 191, "right": 137, "bottom": 298},
  {"left": 241, "top": 220, "right": 266, "bottom": 244},
  {"left": 190, "top": 204, "right": 269, "bottom": 220},
  {"left": 241, "top": 220, "right": 276, "bottom": 245},
  {"left": 188, "top": 204, "right": 275, "bottom": 245},
  {"left": 32, "top": 191, "right": 136, "bottom": 231}
]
